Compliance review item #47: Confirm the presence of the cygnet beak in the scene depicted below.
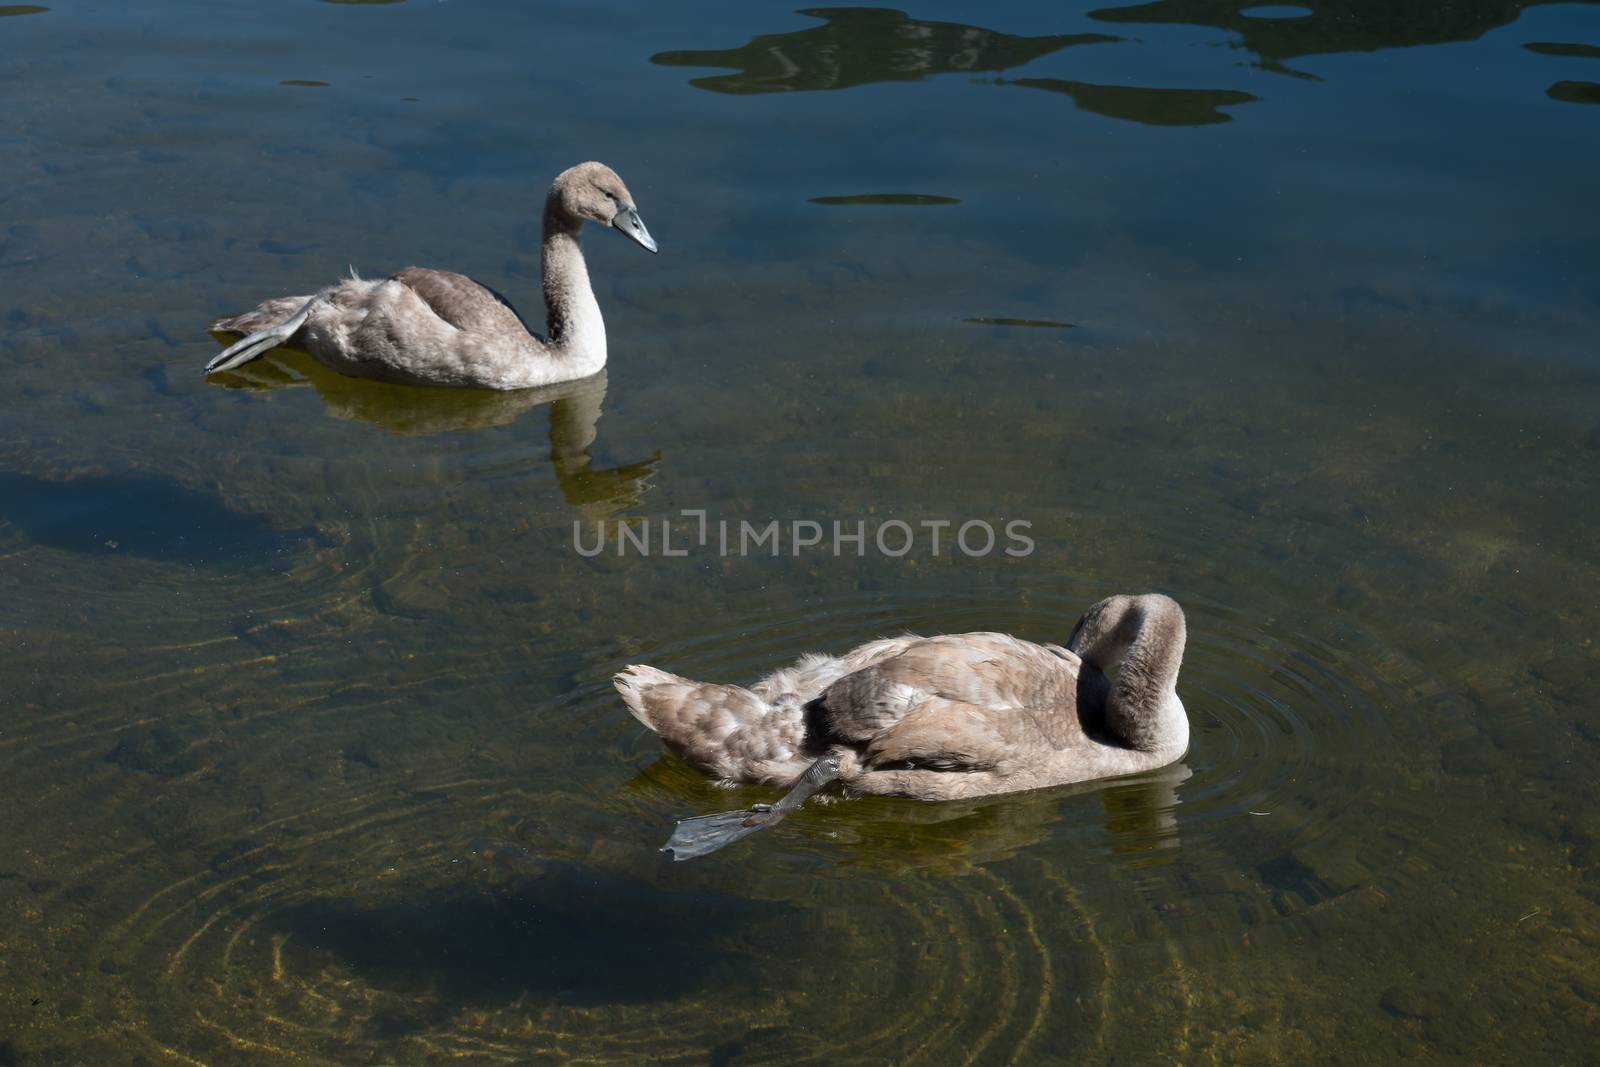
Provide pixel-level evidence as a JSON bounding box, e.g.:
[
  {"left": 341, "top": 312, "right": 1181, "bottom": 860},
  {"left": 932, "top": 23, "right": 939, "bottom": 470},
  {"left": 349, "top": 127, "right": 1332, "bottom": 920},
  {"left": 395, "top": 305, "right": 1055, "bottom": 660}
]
[{"left": 613, "top": 206, "right": 658, "bottom": 253}]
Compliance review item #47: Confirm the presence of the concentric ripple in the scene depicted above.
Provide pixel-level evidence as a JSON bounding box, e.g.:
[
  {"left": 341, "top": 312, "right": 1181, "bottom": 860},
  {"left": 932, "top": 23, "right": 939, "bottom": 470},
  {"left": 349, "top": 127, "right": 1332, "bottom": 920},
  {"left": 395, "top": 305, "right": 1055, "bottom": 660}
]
[
  {"left": 119, "top": 854, "right": 1097, "bottom": 1065},
  {"left": 604, "top": 578, "right": 1463, "bottom": 920},
  {"left": 12, "top": 579, "right": 1131, "bottom": 1065},
  {"left": 63, "top": 685, "right": 1113, "bottom": 1066},
  {"left": 3, "top": 547, "right": 1472, "bottom": 1065}
]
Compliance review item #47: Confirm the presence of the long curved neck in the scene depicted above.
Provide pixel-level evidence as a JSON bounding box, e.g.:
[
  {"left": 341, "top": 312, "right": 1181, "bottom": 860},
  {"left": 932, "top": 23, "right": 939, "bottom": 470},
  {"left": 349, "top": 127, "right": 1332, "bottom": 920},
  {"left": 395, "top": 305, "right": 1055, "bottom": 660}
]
[
  {"left": 540, "top": 203, "right": 606, "bottom": 376},
  {"left": 1071, "top": 595, "right": 1188, "bottom": 754}
]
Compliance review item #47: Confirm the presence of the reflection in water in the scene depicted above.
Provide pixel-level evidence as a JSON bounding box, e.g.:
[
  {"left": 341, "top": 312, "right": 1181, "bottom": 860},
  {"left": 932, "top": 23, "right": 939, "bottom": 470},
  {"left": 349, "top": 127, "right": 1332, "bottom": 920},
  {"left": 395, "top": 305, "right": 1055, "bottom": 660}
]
[
  {"left": 846, "top": 762, "right": 1192, "bottom": 872},
  {"left": 1240, "top": 4, "right": 1314, "bottom": 17},
  {"left": 632, "top": 754, "right": 1189, "bottom": 872},
  {"left": 0, "top": 469, "right": 322, "bottom": 566},
  {"left": 0, "top": 5, "right": 48, "bottom": 16},
  {"left": 1524, "top": 41, "right": 1600, "bottom": 59},
  {"left": 652, "top": 6, "right": 1256, "bottom": 124},
  {"left": 1005, "top": 77, "right": 1258, "bottom": 125},
  {"left": 1527, "top": 35, "right": 1600, "bottom": 106},
  {"left": 1547, "top": 80, "right": 1600, "bottom": 104},
  {"left": 540, "top": 374, "right": 662, "bottom": 518},
  {"left": 1088, "top": 0, "right": 1575, "bottom": 65},
  {"left": 652, "top": 7, "right": 1117, "bottom": 94},
  {"left": 214, "top": 354, "right": 660, "bottom": 516},
  {"left": 963, "top": 316, "right": 1075, "bottom": 328},
  {"left": 1100, "top": 762, "right": 1190, "bottom": 862},
  {"left": 811, "top": 193, "right": 961, "bottom": 205}
]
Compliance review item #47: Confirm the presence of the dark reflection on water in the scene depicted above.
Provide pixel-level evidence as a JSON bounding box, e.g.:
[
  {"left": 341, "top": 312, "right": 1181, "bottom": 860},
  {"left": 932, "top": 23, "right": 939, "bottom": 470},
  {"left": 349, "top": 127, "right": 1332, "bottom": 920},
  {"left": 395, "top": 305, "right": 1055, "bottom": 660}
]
[
  {"left": 1100, "top": 763, "right": 1189, "bottom": 860},
  {"left": 1525, "top": 41, "right": 1600, "bottom": 58},
  {"left": 1003, "top": 77, "right": 1258, "bottom": 124},
  {"left": 213, "top": 356, "right": 660, "bottom": 515},
  {"left": 963, "top": 316, "right": 1075, "bottom": 328},
  {"left": 0, "top": 470, "right": 322, "bottom": 566},
  {"left": 811, "top": 193, "right": 961, "bottom": 205},
  {"left": 841, "top": 760, "right": 1190, "bottom": 870},
  {"left": 1089, "top": 0, "right": 1580, "bottom": 64},
  {"left": 1548, "top": 79, "right": 1600, "bottom": 103},
  {"left": 655, "top": 6, "right": 1259, "bottom": 124},
  {"left": 0, "top": 5, "right": 48, "bottom": 16},
  {"left": 652, "top": 7, "right": 1117, "bottom": 94},
  {"left": 1239, "top": 4, "right": 1314, "bottom": 17},
  {"left": 631, "top": 753, "right": 1186, "bottom": 871}
]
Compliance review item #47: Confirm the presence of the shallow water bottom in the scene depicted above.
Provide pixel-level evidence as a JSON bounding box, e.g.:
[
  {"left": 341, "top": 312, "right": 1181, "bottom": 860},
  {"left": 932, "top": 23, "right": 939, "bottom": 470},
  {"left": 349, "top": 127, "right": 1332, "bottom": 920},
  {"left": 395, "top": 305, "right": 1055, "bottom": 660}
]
[{"left": 2, "top": 0, "right": 1600, "bottom": 1062}]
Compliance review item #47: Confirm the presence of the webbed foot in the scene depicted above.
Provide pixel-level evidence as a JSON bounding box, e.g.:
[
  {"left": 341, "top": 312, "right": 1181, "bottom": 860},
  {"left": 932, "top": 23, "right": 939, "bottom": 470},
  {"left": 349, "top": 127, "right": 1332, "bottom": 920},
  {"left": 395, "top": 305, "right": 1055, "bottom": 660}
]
[{"left": 660, "top": 753, "right": 842, "bottom": 862}]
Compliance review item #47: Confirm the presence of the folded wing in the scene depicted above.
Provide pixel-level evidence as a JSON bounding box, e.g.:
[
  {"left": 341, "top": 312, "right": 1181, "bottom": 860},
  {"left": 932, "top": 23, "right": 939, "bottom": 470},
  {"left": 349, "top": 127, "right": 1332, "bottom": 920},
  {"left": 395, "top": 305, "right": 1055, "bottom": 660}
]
[{"left": 819, "top": 633, "right": 1088, "bottom": 774}]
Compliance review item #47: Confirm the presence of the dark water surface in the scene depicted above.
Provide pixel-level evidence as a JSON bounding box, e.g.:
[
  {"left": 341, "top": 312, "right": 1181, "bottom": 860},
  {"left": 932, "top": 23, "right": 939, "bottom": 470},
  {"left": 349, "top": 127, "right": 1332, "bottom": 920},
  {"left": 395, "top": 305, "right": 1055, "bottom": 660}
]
[{"left": 2, "top": 1, "right": 1598, "bottom": 1063}]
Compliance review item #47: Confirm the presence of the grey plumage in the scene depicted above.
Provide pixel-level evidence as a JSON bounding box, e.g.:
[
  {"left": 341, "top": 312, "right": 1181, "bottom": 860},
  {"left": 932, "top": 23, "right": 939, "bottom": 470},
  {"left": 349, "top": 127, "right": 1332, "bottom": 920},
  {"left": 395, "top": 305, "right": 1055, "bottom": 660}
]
[
  {"left": 616, "top": 594, "right": 1191, "bottom": 807},
  {"left": 205, "top": 161, "right": 657, "bottom": 389}
]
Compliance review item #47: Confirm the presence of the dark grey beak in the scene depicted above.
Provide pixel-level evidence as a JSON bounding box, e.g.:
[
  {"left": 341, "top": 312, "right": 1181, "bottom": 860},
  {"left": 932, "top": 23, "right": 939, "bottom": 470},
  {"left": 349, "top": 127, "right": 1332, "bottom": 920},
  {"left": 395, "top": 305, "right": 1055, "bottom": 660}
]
[{"left": 613, "top": 207, "right": 657, "bottom": 253}]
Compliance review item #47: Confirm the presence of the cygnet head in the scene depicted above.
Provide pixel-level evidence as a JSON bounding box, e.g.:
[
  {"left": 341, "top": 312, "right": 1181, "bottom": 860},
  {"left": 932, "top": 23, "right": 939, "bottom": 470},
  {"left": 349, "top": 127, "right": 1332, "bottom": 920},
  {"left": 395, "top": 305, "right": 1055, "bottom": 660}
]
[
  {"left": 549, "top": 161, "right": 658, "bottom": 253},
  {"left": 1067, "top": 595, "right": 1134, "bottom": 656},
  {"left": 1065, "top": 593, "right": 1186, "bottom": 672}
]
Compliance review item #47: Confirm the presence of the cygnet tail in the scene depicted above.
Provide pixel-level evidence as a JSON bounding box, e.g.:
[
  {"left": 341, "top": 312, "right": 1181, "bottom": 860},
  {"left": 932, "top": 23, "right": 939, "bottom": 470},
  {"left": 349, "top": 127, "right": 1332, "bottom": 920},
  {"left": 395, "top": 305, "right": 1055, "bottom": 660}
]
[
  {"left": 613, "top": 664, "right": 812, "bottom": 785},
  {"left": 209, "top": 293, "right": 313, "bottom": 337}
]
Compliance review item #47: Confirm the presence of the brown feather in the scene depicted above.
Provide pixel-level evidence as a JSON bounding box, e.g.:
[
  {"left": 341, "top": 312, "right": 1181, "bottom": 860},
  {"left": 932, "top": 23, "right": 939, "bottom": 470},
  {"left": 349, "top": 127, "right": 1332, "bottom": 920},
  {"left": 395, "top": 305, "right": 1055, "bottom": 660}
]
[
  {"left": 205, "top": 162, "right": 656, "bottom": 390},
  {"left": 615, "top": 595, "right": 1191, "bottom": 802}
]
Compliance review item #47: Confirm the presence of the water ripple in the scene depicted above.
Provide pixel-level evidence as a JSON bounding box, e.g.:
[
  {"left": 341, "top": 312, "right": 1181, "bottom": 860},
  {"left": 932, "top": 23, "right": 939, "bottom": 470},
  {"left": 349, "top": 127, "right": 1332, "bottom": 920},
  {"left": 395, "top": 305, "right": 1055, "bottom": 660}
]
[{"left": 602, "top": 580, "right": 1453, "bottom": 893}]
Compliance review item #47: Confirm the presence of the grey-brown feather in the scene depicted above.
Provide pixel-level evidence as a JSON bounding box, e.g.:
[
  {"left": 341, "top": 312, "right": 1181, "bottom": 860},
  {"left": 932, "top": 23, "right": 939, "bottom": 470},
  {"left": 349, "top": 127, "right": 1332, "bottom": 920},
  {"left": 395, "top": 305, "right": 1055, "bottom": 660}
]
[
  {"left": 212, "top": 295, "right": 309, "bottom": 337},
  {"left": 614, "top": 595, "right": 1190, "bottom": 802},
  {"left": 616, "top": 664, "right": 813, "bottom": 785},
  {"left": 206, "top": 161, "right": 652, "bottom": 390}
]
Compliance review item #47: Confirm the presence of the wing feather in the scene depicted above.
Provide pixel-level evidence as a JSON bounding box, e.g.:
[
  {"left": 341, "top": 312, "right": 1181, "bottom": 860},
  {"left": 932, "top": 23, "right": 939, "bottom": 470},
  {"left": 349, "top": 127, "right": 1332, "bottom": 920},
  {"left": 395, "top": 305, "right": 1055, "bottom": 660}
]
[
  {"left": 391, "top": 267, "right": 533, "bottom": 336},
  {"left": 819, "top": 633, "right": 1088, "bottom": 767}
]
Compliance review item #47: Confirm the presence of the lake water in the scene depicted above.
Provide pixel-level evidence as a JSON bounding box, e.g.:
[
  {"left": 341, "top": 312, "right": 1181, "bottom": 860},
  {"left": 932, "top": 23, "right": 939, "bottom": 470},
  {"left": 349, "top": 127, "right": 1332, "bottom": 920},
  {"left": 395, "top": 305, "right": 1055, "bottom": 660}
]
[{"left": 2, "top": 1, "right": 1598, "bottom": 1063}]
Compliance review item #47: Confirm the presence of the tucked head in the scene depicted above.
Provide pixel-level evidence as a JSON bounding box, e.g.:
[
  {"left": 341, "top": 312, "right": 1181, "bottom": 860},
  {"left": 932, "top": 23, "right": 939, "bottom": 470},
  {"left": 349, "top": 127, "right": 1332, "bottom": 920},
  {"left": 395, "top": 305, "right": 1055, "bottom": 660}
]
[
  {"left": 548, "top": 161, "right": 658, "bottom": 253},
  {"left": 1066, "top": 594, "right": 1137, "bottom": 654},
  {"left": 1065, "top": 593, "right": 1186, "bottom": 672}
]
